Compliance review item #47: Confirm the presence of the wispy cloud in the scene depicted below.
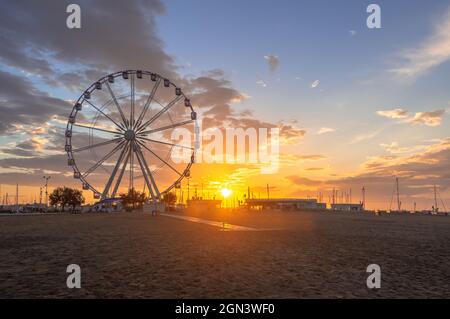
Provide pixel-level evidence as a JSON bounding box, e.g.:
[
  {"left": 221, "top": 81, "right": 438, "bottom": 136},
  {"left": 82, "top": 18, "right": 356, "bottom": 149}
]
[
  {"left": 287, "top": 138, "right": 450, "bottom": 207},
  {"left": 408, "top": 109, "right": 446, "bottom": 127},
  {"left": 310, "top": 80, "right": 320, "bottom": 88},
  {"left": 296, "top": 155, "right": 326, "bottom": 161},
  {"left": 380, "top": 142, "right": 428, "bottom": 154},
  {"left": 350, "top": 129, "right": 382, "bottom": 144},
  {"left": 264, "top": 54, "right": 280, "bottom": 73},
  {"left": 376, "top": 108, "right": 446, "bottom": 127},
  {"left": 256, "top": 79, "right": 267, "bottom": 87},
  {"left": 390, "top": 7, "right": 450, "bottom": 78},
  {"left": 376, "top": 108, "right": 409, "bottom": 119},
  {"left": 317, "top": 127, "right": 335, "bottom": 135},
  {"left": 304, "top": 167, "right": 324, "bottom": 171}
]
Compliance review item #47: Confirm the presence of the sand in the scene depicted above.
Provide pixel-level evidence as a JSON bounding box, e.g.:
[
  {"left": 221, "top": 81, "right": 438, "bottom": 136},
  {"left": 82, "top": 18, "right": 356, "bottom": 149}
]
[{"left": 0, "top": 210, "right": 449, "bottom": 298}]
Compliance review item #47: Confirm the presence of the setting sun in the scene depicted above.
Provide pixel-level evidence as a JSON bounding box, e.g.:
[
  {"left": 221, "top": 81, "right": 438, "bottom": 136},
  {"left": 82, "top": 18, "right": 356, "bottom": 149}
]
[{"left": 220, "top": 188, "right": 232, "bottom": 198}]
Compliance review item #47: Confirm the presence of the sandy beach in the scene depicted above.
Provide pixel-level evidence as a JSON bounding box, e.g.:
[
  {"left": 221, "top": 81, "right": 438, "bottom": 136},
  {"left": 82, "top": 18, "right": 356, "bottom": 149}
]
[{"left": 1, "top": 210, "right": 449, "bottom": 298}]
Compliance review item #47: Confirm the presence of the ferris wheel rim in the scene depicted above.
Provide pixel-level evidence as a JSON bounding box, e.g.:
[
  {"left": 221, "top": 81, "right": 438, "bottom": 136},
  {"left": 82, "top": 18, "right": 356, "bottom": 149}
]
[{"left": 65, "top": 69, "right": 197, "bottom": 201}]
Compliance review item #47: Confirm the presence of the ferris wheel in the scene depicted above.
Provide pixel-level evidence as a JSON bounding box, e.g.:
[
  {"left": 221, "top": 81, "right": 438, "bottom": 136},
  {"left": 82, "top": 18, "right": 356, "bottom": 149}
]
[{"left": 65, "top": 70, "right": 197, "bottom": 202}]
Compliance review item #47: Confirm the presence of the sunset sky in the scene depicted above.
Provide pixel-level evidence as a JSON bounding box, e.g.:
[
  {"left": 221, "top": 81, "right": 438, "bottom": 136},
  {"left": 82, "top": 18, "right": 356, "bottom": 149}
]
[{"left": 0, "top": 0, "right": 449, "bottom": 210}]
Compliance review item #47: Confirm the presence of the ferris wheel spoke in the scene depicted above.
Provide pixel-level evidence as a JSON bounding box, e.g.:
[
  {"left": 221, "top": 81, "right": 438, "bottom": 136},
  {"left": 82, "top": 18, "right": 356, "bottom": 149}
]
[
  {"left": 134, "top": 78, "right": 161, "bottom": 130},
  {"left": 105, "top": 81, "right": 128, "bottom": 128},
  {"left": 111, "top": 142, "right": 131, "bottom": 198},
  {"left": 83, "top": 140, "right": 126, "bottom": 178},
  {"left": 138, "top": 119, "right": 194, "bottom": 136},
  {"left": 138, "top": 136, "right": 194, "bottom": 150},
  {"left": 72, "top": 123, "right": 122, "bottom": 136},
  {"left": 101, "top": 142, "right": 129, "bottom": 199},
  {"left": 135, "top": 142, "right": 160, "bottom": 198},
  {"left": 72, "top": 137, "right": 122, "bottom": 153},
  {"left": 84, "top": 99, "right": 126, "bottom": 131},
  {"left": 136, "top": 139, "right": 182, "bottom": 177},
  {"left": 130, "top": 74, "right": 135, "bottom": 128},
  {"left": 134, "top": 144, "right": 157, "bottom": 201},
  {"left": 136, "top": 95, "right": 183, "bottom": 132}
]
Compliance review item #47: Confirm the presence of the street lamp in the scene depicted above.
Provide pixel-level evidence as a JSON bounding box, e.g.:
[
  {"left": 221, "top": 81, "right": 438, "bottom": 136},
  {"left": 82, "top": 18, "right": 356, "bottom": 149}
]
[{"left": 43, "top": 176, "right": 51, "bottom": 207}]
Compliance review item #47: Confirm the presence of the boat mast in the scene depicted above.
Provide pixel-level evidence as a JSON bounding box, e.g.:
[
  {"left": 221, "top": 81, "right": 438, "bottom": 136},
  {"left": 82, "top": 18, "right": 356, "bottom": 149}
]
[{"left": 434, "top": 185, "right": 438, "bottom": 213}]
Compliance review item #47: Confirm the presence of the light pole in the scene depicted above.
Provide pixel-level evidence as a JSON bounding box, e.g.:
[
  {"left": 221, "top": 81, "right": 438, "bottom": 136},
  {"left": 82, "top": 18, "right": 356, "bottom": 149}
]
[{"left": 43, "top": 176, "right": 51, "bottom": 207}]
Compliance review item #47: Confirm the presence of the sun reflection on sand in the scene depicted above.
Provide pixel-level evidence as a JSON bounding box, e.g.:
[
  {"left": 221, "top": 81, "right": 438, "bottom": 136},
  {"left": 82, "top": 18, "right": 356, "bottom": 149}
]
[{"left": 159, "top": 213, "right": 269, "bottom": 231}]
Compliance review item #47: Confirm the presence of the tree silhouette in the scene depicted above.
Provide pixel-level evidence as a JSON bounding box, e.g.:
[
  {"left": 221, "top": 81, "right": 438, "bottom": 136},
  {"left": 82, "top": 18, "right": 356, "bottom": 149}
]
[
  {"left": 49, "top": 187, "right": 85, "bottom": 212},
  {"left": 65, "top": 188, "right": 85, "bottom": 212},
  {"left": 49, "top": 187, "right": 64, "bottom": 210},
  {"left": 119, "top": 188, "right": 146, "bottom": 211},
  {"left": 162, "top": 192, "right": 177, "bottom": 206}
]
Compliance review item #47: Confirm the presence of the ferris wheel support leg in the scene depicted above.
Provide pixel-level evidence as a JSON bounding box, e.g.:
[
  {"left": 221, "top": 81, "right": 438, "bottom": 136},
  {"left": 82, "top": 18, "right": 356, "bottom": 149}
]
[
  {"left": 101, "top": 142, "right": 129, "bottom": 199},
  {"left": 129, "top": 144, "right": 134, "bottom": 191},
  {"left": 135, "top": 144, "right": 161, "bottom": 199},
  {"left": 134, "top": 144, "right": 157, "bottom": 202},
  {"left": 111, "top": 143, "right": 131, "bottom": 198}
]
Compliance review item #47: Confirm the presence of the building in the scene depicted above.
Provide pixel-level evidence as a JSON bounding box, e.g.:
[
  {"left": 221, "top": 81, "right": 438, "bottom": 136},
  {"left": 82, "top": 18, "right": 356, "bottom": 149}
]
[
  {"left": 331, "top": 203, "right": 363, "bottom": 212},
  {"left": 92, "top": 198, "right": 123, "bottom": 213},
  {"left": 246, "top": 198, "right": 326, "bottom": 211}
]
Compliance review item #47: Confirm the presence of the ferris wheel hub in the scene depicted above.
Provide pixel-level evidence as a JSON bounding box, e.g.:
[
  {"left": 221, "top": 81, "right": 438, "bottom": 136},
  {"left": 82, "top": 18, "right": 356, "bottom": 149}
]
[{"left": 124, "top": 129, "right": 136, "bottom": 141}]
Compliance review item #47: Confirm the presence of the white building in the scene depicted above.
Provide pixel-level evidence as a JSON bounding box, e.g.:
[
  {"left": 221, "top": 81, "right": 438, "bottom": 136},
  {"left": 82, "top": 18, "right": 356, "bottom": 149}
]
[
  {"left": 246, "top": 198, "right": 326, "bottom": 210},
  {"left": 331, "top": 203, "right": 364, "bottom": 212}
]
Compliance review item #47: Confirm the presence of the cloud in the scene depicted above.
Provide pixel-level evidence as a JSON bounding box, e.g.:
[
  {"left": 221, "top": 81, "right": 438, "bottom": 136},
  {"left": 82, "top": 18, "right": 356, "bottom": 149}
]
[
  {"left": 264, "top": 54, "right": 280, "bottom": 73},
  {"left": 276, "top": 153, "right": 327, "bottom": 167},
  {"left": 286, "top": 138, "right": 450, "bottom": 209},
  {"left": 310, "top": 80, "right": 320, "bottom": 88},
  {"left": 0, "top": 0, "right": 289, "bottom": 190},
  {"left": 390, "top": 7, "right": 450, "bottom": 78},
  {"left": 362, "top": 138, "right": 450, "bottom": 178},
  {"left": 0, "top": 0, "right": 175, "bottom": 92},
  {"left": 190, "top": 71, "right": 305, "bottom": 145},
  {"left": 350, "top": 129, "right": 382, "bottom": 144},
  {"left": 376, "top": 108, "right": 409, "bottom": 119},
  {"left": 286, "top": 176, "right": 323, "bottom": 187},
  {"left": 380, "top": 142, "right": 428, "bottom": 154},
  {"left": 256, "top": 80, "right": 267, "bottom": 87},
  {"left": 408, "top": 109, "right": 446, "bottom": 127},
  {"left": 0, "top": 0, "right": 177, "bottom": 140},
  {"left": 299, "top": 155, "right": 326, "bottom": 161},
  {"left": 349, "top": 30, "right": 357, "bottom": 36},
  {"left": 188, "top": 73, "right": 247, "bottom": 108},
  {"left": 0, "top": 70, "right": 72, "bottom": 134},
  {"left": 317, "top": 127, "right": 335, "bottom": 135},
  {"left": 376, "top": 108, "right": 446, "bottom": 127}
]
